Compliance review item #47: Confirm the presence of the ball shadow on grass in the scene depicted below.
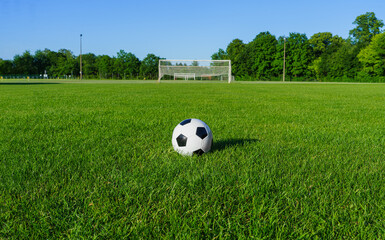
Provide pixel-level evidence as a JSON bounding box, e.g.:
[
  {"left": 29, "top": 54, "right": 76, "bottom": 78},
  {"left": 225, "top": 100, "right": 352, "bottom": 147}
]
[{"left": 211, "top": 138, "right": 260, "bottom": 153}]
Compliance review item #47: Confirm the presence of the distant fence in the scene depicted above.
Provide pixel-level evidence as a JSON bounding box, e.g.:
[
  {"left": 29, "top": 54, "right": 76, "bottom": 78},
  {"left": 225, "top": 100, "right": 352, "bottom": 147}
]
[
  {"left": 0, "top": 74, "right": 158, "bottom": 80},
  {"left": 0, "top": 74, "right": 78, "bottom": 80}
]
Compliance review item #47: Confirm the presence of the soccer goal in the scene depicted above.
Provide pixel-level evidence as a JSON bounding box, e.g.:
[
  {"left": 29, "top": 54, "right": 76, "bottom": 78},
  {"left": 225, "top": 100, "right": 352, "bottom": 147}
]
[{"left": 158, "top": 60, "right": 232, "bottom": 83}]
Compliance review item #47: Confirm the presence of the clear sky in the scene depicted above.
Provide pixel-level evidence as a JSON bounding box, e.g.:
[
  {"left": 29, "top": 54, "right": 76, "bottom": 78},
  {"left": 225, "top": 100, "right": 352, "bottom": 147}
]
[{"left": 1, "top": 0, "right": 384, "bottom": 60}]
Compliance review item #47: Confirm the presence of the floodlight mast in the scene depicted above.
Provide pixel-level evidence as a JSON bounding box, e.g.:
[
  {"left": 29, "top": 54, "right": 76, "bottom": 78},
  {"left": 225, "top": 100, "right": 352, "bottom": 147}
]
[{"left": 80, "top": 34, "right": 83, "bottom": 80}]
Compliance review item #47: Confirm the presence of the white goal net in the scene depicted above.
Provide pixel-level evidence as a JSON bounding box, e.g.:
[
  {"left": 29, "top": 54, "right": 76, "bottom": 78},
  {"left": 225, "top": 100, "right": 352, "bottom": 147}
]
[
  {"left": 174, "top": 73, "right": 196, "bottom": 80},
  {"left": 158, "top": 60, "right": 232, "bottom": 83}
]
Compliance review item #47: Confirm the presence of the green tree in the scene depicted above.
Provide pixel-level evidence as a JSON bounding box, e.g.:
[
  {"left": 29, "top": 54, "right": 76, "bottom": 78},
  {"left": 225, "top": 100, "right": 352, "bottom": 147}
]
[
  {"left": 42, "top": 49, "right": 76, "bottom": 78},
  {"left": 113, "top": 56, "right": 124, "bottom": 79},
  {"left": 226, "top": 39, "right": 248, "bottom": 77},
  {"left": 96, "top": 55, "right": 113, "bottom": 79},
  {"left": 116, "top": 50, "right": 140, "bottom": 78},
  {"left": 80, "top": 53, "right": 97, "bottom": 78},
  {"left": 289, "top": 33, "right": 312, "bottom": 77},
  {"left": 327, "top": 42, "right": 361, "bottom": 78},
  {"left": 139, "top": 53, "right": 160, "bottom": 79},
  {"left": 349, "top": 12, "right": 384, "bottom": 45},
  {"left": 309, "top": 32, "right": 344, "bottom": 58},
  {"left": 273, "top": 33, "right": 312, "bottom": 78},
  {"left": 246, "top": 32, "right": 277, "bottom": 79},
  {"left": 44, "top": 50, "right": 61, "bottom": 77},
  {"left": 211, "top": 48, "right": 228, "bottom": 60},
  {"left": 272, "top": 37, "right": 285, "bottom": 78},
  {"left": 357, "top": 32, "right": 385, "bottom": 76},
  {"left": 308, "top": 32, "right": 344, "bottom": 79},
  {"left": 115, "top": 50, "right": 141, "bottom": 79},
  {"left": 0, "top": 59, "right": 13, "bottom": 75},
  {"left": 56, "top": 49, "right": 76, "bottom": 77},
  {"left": 13, "top": 51, "right": 36, "bottom": 74},
  {"left": 34, "top": 49, "right": 52, "bottom": 75}
]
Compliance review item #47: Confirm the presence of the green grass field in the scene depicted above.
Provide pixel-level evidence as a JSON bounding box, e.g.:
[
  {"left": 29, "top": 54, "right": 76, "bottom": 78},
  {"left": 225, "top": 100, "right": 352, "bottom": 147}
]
[{"left": 1, "top": 80, "right": 385, "bottom": 239}]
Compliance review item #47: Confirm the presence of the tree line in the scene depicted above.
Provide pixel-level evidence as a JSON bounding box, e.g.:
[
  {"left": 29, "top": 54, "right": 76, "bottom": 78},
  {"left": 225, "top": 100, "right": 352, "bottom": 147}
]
[
  {"left": 0, "top": 12, "right": 384, "bottom": 82},
  {"left": 0, "top": 49, "right": 160, "bottom": 80},
  {"left": 211, "top": 12, "right": 385, "bottom": 82}
]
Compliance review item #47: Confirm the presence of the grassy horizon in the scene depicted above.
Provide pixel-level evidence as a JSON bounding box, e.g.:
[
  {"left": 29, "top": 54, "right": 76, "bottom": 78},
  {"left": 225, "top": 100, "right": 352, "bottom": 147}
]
[{"left": 1, "top": 81, "right": 385, "bottom": 238}]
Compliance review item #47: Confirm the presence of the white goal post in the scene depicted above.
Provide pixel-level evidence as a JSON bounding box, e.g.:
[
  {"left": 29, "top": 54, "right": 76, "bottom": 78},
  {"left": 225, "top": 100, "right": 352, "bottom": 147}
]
[{"left": 158, "top": 59, "right": 232, "bottom": 83}]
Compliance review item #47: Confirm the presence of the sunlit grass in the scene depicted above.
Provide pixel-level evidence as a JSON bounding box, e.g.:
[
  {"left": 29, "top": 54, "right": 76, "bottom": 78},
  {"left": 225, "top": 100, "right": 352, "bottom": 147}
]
[{"left": 1, "top": 81, "right": 385, "bottom": 238}]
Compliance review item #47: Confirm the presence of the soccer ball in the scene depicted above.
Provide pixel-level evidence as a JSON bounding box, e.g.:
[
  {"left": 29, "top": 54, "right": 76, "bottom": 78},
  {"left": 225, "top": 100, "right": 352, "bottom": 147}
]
[{"left": 172, "top": 119, "right": 213, "bottom": 156}]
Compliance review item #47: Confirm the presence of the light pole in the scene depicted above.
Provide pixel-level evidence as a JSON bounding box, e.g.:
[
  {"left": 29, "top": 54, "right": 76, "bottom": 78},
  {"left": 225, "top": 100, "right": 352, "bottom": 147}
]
[
  {"left": 80, "top": 34, "right": 83, "bottom": 80},
  {"left": 283, "top": 37, "right": 286, "bottom": 82}
]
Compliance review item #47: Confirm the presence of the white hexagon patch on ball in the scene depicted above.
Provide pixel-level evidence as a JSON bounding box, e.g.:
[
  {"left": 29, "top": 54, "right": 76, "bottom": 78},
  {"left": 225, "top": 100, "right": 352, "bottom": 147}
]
[{"left": 172, "top": 119, "right": 213, "bottom": 156}]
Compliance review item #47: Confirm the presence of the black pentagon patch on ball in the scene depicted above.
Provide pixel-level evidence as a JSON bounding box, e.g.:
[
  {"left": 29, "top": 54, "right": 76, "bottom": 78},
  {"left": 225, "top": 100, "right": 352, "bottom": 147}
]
[
  {"left": 196, "top": 127, "right": 208, "bottom": 139},
  {"left": 193, "top": 149, "right": 205, "bottom": 156},
  {"left": 180, "top": 119, "right": 191, "bottom": 126},
  {"left": 176, "top": 134, "right": 187, "bottom": 147}
]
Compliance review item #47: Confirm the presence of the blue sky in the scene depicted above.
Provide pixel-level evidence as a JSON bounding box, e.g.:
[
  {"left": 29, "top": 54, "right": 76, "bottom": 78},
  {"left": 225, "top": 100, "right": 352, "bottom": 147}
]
[{"left": 1, "top": 0, "right": 384, "bottom": 60}]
